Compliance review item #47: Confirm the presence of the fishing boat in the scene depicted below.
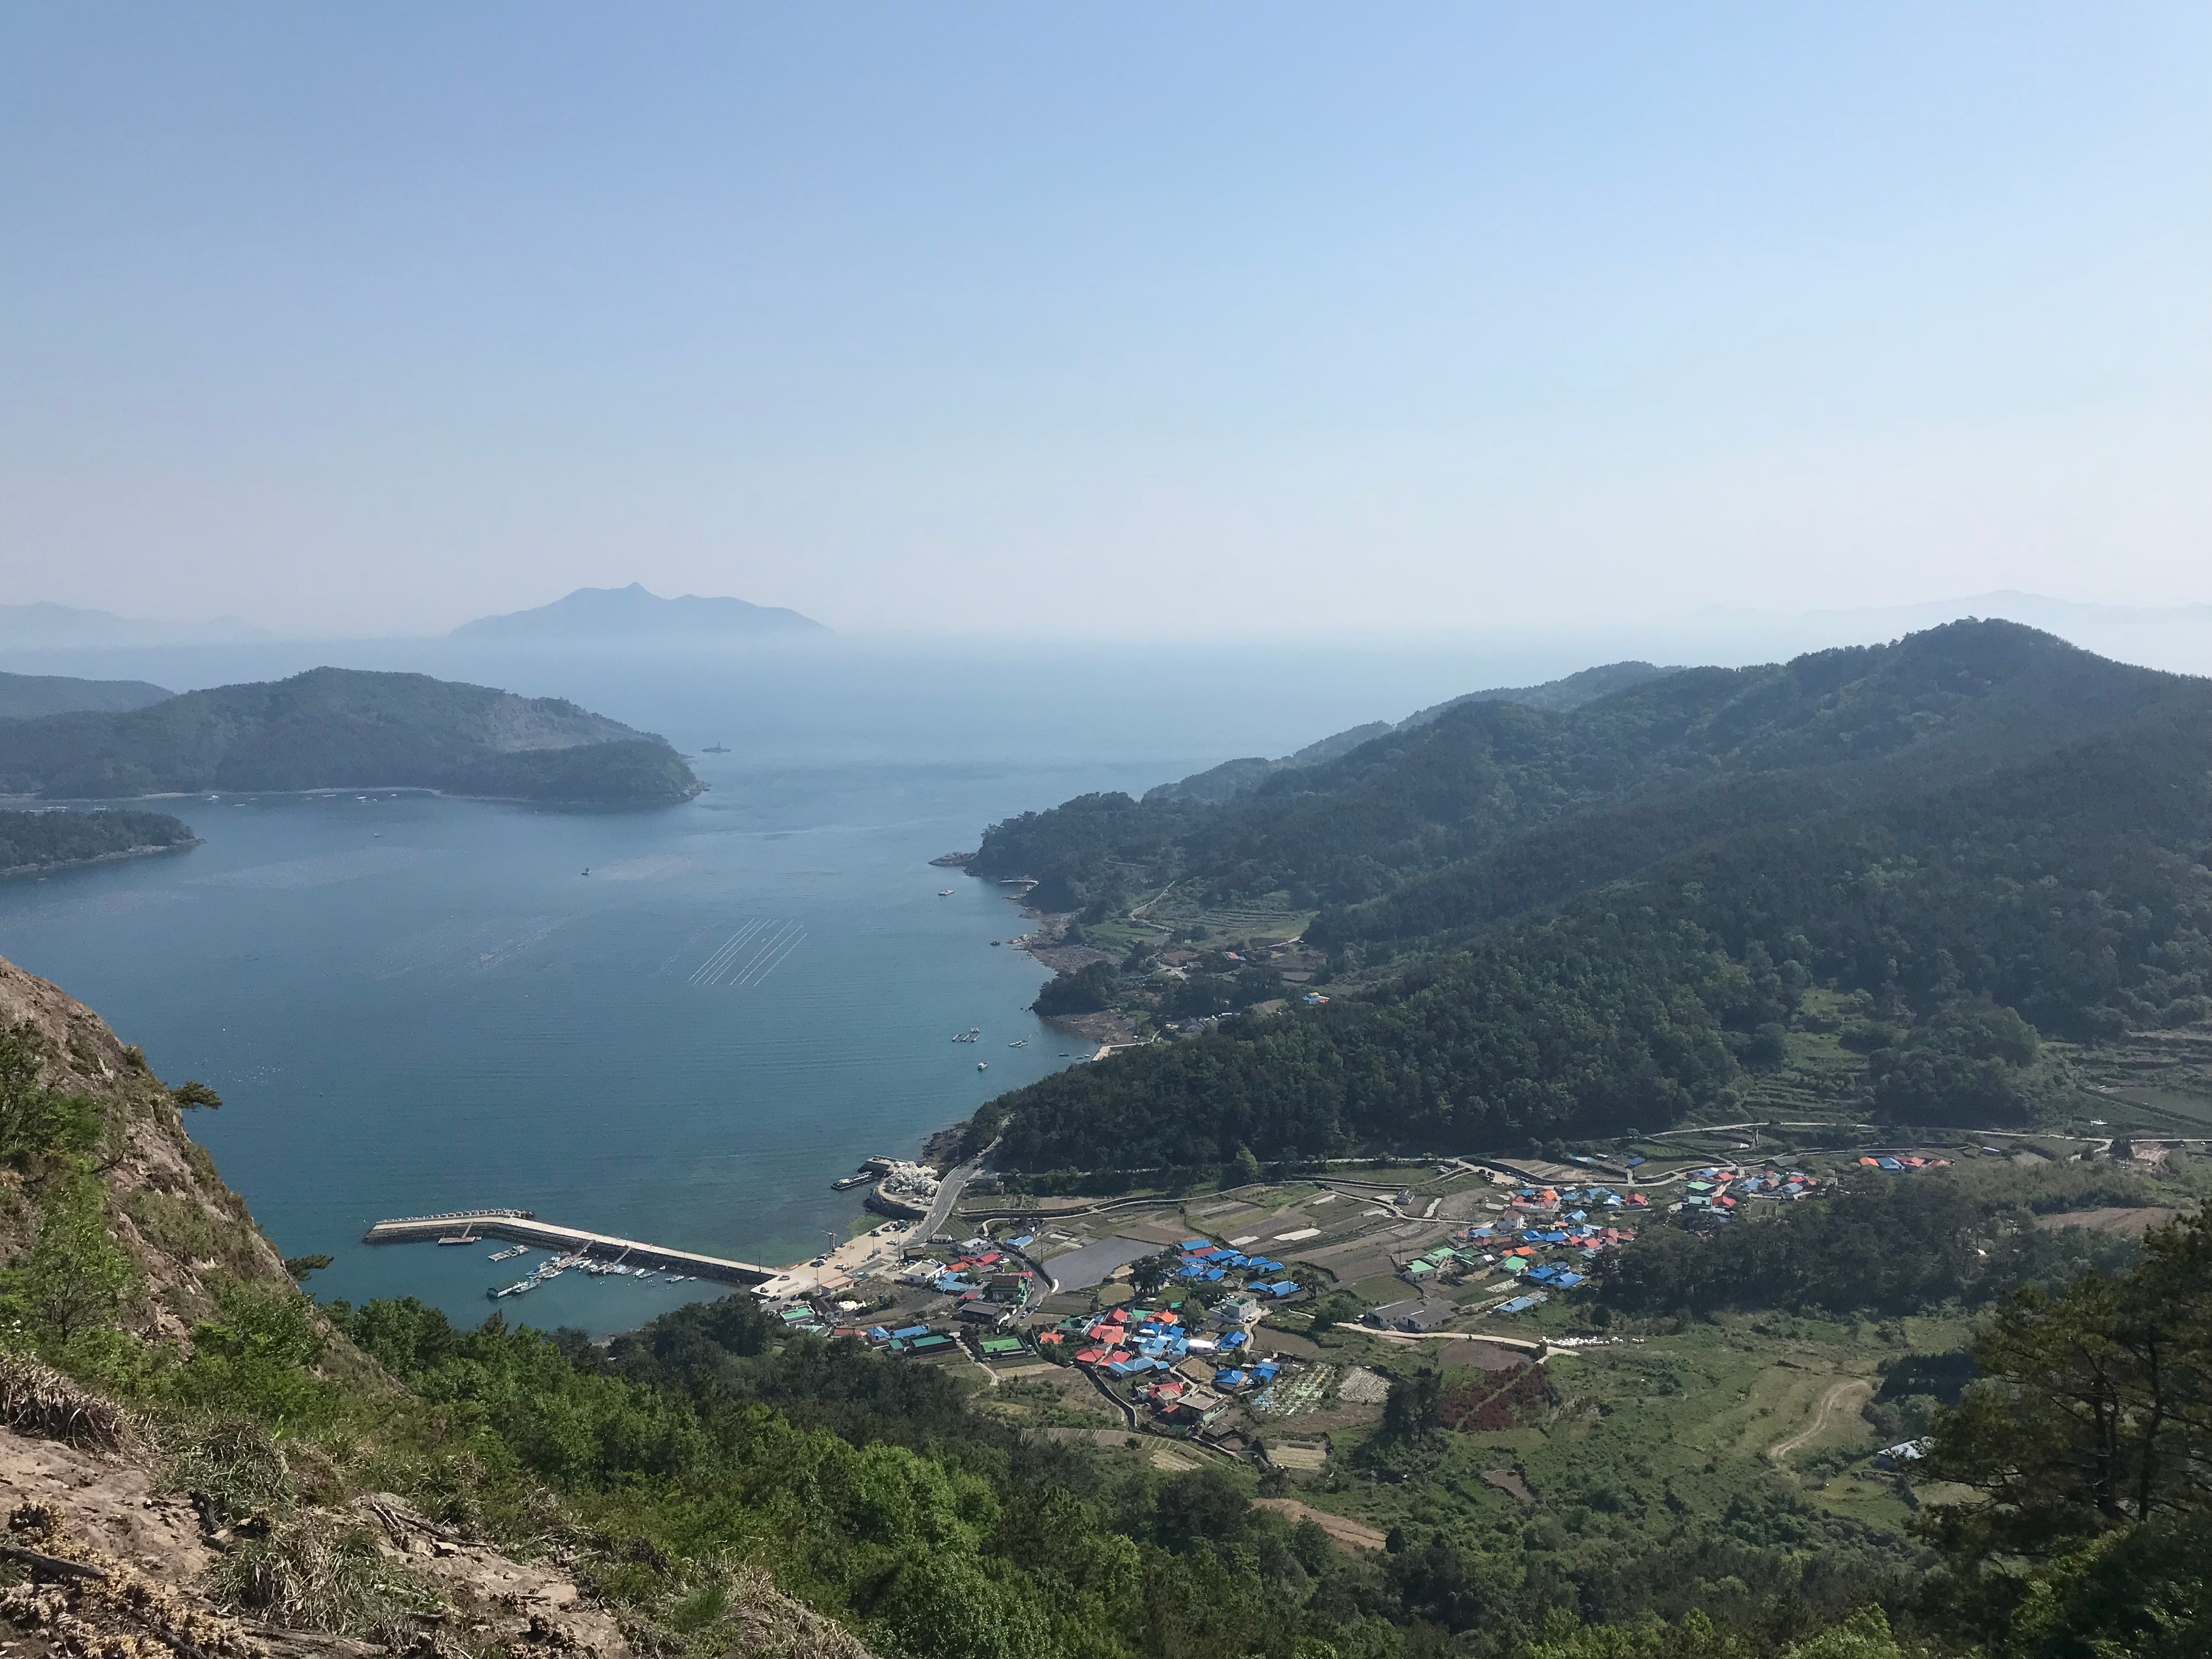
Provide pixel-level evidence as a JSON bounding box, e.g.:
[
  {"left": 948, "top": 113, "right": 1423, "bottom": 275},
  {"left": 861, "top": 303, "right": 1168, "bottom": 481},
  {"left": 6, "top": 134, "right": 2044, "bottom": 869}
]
[
  {"left": 831, "top": 1173, "right": 872, "bottom": 1190},
  {"left": 703, "top": 743, "right": 730, "bottom": 754}
]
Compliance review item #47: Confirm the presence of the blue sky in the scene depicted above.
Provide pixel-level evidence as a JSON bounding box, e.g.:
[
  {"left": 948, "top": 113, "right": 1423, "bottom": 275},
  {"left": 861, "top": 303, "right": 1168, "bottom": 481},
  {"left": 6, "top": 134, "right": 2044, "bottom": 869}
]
[{"left": 4, "top": 3, "right": 2207, "bottom": 636}]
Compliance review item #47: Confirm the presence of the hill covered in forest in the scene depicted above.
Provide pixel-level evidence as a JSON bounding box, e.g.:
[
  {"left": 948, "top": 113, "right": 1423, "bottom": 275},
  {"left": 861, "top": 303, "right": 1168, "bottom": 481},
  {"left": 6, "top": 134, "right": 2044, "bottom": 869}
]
[
  {"left": 0, "top": 807, "right": 197, "bottom": 874},
  {"left": 0, "top": 668, "right": 174, "bottom": 720},
  {"left": 0, "top": 667, "right": 701, "bottom": 804},
  {"left": 966, "top": 622, "right": 2212, "bottom": 1170},
  {"left": 1140, "top": 662, "right": 1678, "bottom": 806}
]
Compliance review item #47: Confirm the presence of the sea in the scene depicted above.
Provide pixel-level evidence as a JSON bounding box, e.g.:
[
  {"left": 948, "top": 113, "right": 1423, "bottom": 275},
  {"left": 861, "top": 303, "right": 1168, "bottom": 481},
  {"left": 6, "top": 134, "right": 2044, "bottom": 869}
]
[
  {"left": 16, "top": 614, "right": 2207, "bottom": 1334},
  {"left": 0, "top": 636, "right": 1579, "bottom": 1334}
]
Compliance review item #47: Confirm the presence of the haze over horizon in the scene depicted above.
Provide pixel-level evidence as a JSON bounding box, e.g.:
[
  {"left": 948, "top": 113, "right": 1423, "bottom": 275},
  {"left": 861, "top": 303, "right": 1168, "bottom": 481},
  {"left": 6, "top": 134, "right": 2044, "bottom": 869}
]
[{"left": 4, "top": 4, "right": 2207, "bottom": 640}]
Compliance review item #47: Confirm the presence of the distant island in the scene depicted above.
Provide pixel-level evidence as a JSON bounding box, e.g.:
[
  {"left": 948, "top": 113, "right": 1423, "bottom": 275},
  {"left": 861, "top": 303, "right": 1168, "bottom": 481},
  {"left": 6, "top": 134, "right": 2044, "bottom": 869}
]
[
  {"left": 0, "top": 669, "right": 174, "bottom": 721},
  {"left": 0, "top": 667, "right": 702, "bottom": 805},
  {"left": 0, "top": 806, "right": 198, "bottom": 876},
  {"left": 453, "top": 583, "right": 827, "bottom": 640},
  {"left": 0, "top": 599, "right": 269, "bottom": 649}
]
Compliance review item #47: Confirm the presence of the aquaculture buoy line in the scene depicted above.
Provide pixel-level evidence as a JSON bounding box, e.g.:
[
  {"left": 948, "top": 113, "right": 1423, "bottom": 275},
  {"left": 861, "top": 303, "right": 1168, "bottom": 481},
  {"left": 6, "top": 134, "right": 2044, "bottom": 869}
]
[{"left": 689, "top": 919, "right": 808, "bottom": 988}]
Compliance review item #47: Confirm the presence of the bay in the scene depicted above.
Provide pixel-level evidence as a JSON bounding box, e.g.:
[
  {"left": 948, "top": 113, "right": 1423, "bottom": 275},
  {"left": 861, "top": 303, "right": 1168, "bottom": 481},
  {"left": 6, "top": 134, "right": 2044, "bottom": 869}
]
[{"left": 0, "top": 640, "right": 1539, "bottom": 1334}]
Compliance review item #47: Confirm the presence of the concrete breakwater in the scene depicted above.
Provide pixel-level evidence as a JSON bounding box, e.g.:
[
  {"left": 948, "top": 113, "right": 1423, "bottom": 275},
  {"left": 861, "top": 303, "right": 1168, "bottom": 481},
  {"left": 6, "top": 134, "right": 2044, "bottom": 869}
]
[{"left": 362, "top": 1209, "right": 777, "bottom": 1286}]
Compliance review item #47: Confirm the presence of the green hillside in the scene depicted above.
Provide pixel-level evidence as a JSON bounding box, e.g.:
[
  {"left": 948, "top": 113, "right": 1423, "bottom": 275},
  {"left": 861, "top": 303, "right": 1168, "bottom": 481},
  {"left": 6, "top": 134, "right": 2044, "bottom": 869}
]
[
  {"left": 0, "top": 666, "right": 701, "bottom": 804},
  {"left": 0, "top": 668, "right": 173, "bottom": 720},
  {"left": 5, "top": 947, "right": 2205, "bottom": 1659},
  {"left": 0, "top": 807, "right": 197, "bottom": 873},
  {"left": 969, "top": 623, "right": 2212, "bottom": 1170}
]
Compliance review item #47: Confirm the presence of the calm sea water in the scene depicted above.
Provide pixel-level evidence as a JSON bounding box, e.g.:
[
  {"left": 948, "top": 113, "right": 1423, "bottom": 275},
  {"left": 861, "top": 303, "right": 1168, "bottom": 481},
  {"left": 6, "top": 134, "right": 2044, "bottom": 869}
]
[
  {"left": 3, "top": 763, "right": 1167, "bottom": 1330},
  {"left": 0, "top": 640, "right": 1560, "bottom": 1333}
]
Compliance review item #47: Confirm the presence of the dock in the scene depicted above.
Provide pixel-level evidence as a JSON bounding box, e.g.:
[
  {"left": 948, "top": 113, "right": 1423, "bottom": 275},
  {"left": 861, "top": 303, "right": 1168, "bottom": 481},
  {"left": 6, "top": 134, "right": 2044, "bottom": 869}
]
[{"left": 361, "top": 1209, "right": 778, "bottom": 1286}]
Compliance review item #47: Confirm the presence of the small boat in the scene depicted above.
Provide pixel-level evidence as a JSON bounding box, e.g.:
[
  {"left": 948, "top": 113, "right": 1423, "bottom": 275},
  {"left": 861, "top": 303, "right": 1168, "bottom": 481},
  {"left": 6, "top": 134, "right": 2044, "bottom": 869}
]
[
  {"left": 1008, "top": 1040, "right": 1026, "bottom": 1048},
  {"left": 939, "top": 889, "right": 955, "bottom": 896},
  {"left": 832, "top": 1173, "right": 873, "bottom": 1190},
  {"left": 977, "top": 1061, "right": 988, "bottom": 1071},
  {"left": 703, "top": 743, "right": 730, "bottom": 754}
]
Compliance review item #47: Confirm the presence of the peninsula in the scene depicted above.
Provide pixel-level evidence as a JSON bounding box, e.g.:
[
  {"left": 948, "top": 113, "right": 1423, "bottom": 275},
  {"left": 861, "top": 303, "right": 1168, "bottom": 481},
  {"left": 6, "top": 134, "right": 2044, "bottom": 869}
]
[
  {"left": 0, "top": 666, "right": 702, "bottom": 804},
  {"left": 0, "top": 806, "right": 198, "bottom": 876}
]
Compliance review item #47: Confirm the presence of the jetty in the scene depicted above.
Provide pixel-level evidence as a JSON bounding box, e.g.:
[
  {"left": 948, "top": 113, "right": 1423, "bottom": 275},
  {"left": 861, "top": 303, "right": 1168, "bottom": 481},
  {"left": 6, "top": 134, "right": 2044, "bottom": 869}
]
[{"left": 362, "top": 1209, "right": 778, "bottom": 1286}]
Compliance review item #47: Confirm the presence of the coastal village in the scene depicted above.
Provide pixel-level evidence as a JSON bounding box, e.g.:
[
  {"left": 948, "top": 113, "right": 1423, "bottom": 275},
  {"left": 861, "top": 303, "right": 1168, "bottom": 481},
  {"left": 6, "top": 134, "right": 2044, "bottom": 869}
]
[
  {"left": 376, "top": 1115, "right": 2200, "bottom": 1526},
  {"left": 664, "top": 1130, "right": 2153, "bottom": 1485}
]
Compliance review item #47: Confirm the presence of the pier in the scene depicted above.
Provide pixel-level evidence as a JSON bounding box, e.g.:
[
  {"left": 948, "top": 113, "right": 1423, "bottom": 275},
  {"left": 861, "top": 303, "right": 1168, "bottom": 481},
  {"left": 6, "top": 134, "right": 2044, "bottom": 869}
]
[{"left": 362, "top": 1210, "right": 779, "bottom": 1287}]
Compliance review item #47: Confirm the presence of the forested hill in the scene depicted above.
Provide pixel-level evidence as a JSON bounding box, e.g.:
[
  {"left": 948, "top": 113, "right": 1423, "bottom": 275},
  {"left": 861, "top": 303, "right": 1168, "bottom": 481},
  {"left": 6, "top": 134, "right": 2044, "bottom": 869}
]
[
  {"left": 965, "top": 622, "right": 2212, "bottom": 1170},
  {"left": 0, "top": 667, "right": 702, "bottom": 804},
  {"left": 0, "top": 668, "right": 173, "bottom": 719},
  {"left": 972, "top": 624, "right": 2197, "bottom": 918},
  {"left": 1141, "top": 660, "right": 1675, "bottom": 807},
  {"left": 0, "top": 807, "right": 198, "bottom": 873}
]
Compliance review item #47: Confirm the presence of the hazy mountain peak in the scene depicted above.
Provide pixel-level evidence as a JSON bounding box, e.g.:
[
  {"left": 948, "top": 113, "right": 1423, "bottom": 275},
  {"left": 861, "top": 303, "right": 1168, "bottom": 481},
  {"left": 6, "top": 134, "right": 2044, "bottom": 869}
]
[
  {"left": 452, "top": 584, "right": 828, "bottom": 640},
  {"left": 0, "top": 600, "right": 270, "bottom": 648}
]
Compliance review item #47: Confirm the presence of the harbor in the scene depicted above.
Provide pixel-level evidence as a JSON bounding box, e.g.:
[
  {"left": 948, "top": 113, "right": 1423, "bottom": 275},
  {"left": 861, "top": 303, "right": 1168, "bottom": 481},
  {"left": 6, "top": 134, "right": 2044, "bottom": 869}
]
[{"left": 362, "top": 1208, "right": 780, "bottom": 1287}]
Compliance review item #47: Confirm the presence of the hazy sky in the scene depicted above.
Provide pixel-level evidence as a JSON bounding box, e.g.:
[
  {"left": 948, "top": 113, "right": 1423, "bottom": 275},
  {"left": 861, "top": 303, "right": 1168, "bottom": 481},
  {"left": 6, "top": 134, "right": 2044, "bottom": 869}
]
[{"left": 4, "top": 4, "right": 2207, "bottom": 639}]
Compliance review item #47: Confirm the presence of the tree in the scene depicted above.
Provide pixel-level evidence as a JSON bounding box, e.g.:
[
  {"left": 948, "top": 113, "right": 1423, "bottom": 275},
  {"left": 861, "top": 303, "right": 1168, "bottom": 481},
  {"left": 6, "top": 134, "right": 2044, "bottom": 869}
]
[
  {"left": 0, "top": 1028, "right": 102, "bottom": 1165},
  {"left": 1380, "top": 1367, "right": 1442, "bottom": 1441},
  {"left": 3, "top": 1172, "right": 134, "bottom": 1348},
  {"left": 1917, "top": 1210, "right": 2212, "bottom": 1645},
  {"left": 1130, "top": 1250, "right": 1175, "bottom": 1300},
  {"left": 1231, "top": 1145, "right": 1263, "bottom": 1186},
  {"left": 171, "top": 1080, "right": 223, "bottom": 1110}
]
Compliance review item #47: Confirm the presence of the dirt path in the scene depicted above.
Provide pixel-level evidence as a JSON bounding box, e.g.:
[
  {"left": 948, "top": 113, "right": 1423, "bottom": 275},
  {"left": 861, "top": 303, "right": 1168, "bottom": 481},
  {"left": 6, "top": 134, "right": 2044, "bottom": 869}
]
[
  {"left": 1254, "top": 1498, "right": 1389, "bottom": 1553},
  {"left": 1769, "top": 1377, "right": 1873, "bottom": 1462}
]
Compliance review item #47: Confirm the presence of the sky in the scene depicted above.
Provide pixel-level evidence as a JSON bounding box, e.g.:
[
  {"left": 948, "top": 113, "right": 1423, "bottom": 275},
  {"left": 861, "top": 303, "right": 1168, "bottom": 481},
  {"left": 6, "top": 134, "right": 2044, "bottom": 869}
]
[{"left": 3, "top": 3, "right": 2208, "bottom": 640}]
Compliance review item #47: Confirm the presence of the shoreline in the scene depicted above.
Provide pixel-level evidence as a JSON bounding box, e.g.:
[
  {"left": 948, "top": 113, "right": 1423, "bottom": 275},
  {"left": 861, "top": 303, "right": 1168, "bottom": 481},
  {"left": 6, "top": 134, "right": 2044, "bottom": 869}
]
[
  {"left": 0, "top": 839, "right": 202, "bottom": 881},
  {"left": 2, "top": 780, "right": 702, "bottom": 809}
]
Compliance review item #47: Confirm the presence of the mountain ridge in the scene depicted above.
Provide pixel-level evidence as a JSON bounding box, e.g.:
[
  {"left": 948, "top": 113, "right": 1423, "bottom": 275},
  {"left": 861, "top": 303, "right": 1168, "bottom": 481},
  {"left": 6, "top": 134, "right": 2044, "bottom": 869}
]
[
  {"left": 0, "top": 668, "right": 174, "bottom": 720},
  {"left": 0, "top": 600, "right": 270, "bottom": 649},
  {"left": 1143, "top": 661, "right": 1677, "bottom": 806},
  {"left": 964, "top": 620, "right": 2212, "bottom": 1169}
]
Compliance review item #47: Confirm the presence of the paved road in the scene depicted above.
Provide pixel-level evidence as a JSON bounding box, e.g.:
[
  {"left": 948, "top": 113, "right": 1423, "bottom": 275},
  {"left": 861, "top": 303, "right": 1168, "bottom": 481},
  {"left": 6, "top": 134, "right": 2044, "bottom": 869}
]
[{"left": 916, "top": 1144, "right": 993, "bottom": 1238}]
